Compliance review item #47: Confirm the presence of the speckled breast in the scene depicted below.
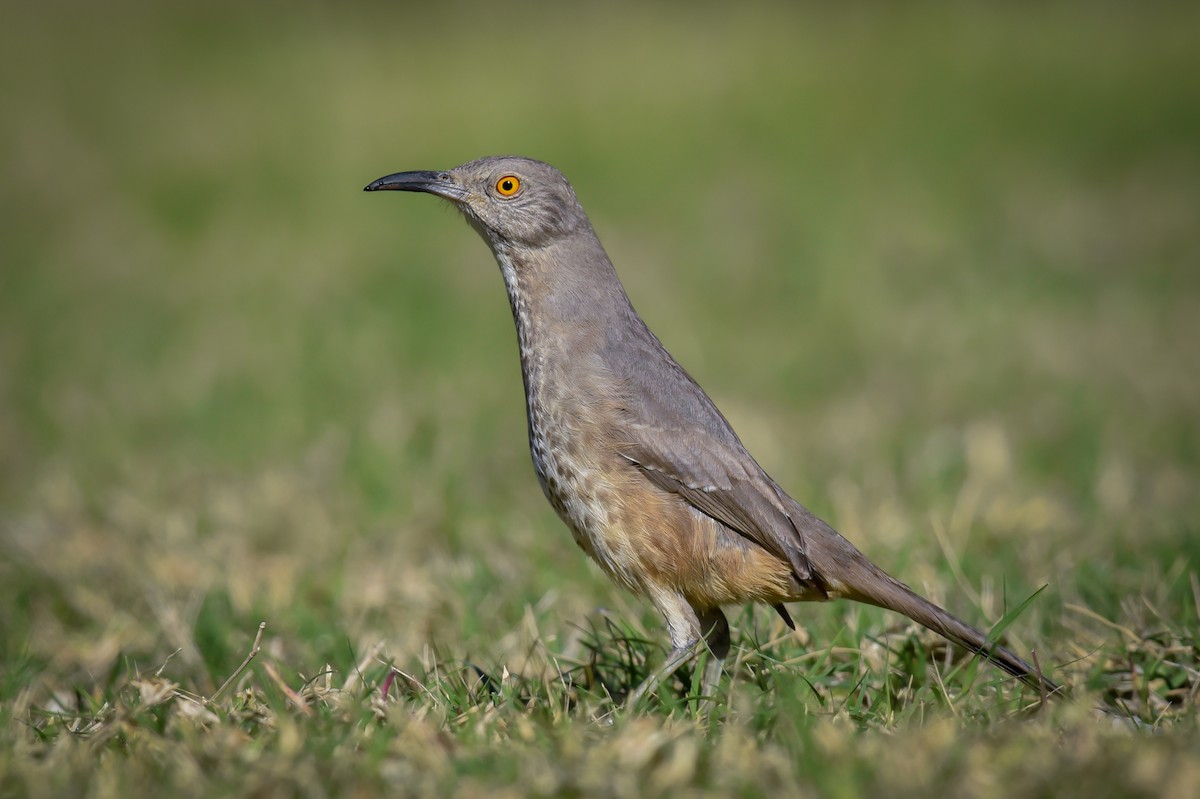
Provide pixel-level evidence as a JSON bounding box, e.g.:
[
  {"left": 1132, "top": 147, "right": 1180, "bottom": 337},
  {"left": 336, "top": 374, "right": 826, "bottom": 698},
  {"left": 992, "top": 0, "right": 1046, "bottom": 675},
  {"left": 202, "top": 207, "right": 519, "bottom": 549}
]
[
  {"left": 496, "top": 245, "right": 629, "bottom": 582},
  {"left": 523, "top": 356, "right": 609, "bottom": 552}
]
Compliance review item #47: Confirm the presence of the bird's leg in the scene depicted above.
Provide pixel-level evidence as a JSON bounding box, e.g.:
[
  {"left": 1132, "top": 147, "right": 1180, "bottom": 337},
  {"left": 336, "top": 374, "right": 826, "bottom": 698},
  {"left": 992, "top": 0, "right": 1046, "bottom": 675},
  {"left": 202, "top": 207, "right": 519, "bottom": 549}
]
[
  {"left": 625, "top": 639, "right": 702, "bottom": 707},
  {"left": 625, "top": 587, "right": 702, "bottom": 707},
  {"left": 626, "top": 592, "right": 732, "bottom": 707},
  {"left": 696, "top": 607, "right": 730, "bottom": 698}
]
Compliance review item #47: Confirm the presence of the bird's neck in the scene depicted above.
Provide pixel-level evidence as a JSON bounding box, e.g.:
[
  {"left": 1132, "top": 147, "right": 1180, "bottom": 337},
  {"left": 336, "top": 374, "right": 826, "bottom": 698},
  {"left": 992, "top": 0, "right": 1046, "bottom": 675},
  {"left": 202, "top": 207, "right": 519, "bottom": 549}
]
[{"left": 490, "top": 232, "right": 631, "bottom": 358}]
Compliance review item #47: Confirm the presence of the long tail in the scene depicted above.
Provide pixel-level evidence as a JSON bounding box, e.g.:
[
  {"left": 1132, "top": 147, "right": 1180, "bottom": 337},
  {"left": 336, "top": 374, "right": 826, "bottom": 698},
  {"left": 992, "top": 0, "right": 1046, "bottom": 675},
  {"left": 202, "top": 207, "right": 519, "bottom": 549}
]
[{"left": 838, "top": 556, "right": 1061, "bottom": 695}]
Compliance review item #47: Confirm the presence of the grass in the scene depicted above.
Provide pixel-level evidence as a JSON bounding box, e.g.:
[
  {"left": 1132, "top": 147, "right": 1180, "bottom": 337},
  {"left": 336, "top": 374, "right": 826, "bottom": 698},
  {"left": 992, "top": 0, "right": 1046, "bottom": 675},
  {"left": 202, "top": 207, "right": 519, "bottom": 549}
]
[{"left": 2, "top": 1, "right": 1199, "bottom": 796}]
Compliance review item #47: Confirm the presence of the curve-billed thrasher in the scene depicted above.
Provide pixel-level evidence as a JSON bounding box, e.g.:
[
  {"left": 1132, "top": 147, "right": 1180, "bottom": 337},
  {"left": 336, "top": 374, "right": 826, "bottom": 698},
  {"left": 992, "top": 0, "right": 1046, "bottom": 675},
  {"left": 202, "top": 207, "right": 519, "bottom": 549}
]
[{"left": 365, "top": 156, "right": 1060, "bottom": 701}]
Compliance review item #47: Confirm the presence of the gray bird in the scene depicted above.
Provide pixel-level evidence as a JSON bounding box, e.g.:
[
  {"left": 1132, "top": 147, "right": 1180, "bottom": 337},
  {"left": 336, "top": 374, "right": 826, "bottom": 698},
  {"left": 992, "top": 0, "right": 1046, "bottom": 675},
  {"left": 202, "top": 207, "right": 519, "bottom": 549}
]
[{"left": 365, "top": 156, "right": 1060, "bottom": 702}]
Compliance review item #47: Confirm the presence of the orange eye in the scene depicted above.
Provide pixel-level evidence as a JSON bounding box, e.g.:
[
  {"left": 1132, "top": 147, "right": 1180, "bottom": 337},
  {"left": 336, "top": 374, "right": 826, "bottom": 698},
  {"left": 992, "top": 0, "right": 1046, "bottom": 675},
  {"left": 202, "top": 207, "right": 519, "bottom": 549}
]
[{"left": 495, "top": 175, "right": 521, "bottom": 197}]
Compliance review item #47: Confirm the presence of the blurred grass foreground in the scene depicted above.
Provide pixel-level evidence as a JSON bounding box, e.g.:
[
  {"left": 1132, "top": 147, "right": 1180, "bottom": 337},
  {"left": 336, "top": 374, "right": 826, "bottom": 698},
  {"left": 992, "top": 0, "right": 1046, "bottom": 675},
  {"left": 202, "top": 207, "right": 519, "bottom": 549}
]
[{"left": 2, "top": 1, "right": 1199, "bottom": 797}]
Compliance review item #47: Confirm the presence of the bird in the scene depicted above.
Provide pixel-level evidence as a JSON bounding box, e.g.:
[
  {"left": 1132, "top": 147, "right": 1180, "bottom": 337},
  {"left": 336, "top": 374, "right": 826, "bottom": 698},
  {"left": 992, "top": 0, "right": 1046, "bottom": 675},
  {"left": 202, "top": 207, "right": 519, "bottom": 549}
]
[{"left": 364, "top": 155, "right": 1061, "bottom": 702}]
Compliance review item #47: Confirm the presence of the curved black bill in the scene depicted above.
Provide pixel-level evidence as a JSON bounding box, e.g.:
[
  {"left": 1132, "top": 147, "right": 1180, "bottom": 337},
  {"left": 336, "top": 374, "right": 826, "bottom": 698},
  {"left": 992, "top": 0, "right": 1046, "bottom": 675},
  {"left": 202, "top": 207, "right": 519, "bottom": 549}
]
[{"left": 364, "top": 170, "right": 465, "bottom": 200}]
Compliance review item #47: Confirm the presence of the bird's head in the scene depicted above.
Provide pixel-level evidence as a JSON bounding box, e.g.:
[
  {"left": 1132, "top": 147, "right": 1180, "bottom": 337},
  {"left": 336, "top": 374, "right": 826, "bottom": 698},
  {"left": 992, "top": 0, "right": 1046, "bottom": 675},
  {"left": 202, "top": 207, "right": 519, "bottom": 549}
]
[{"left": 365, "top": 156, "right": 587, "bottom": 248}]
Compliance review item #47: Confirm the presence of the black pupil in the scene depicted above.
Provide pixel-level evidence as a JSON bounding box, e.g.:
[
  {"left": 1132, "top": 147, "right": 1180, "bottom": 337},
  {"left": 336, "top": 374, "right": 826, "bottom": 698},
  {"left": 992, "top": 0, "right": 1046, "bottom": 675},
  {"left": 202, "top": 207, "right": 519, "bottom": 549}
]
[{"left": 501, "top": 180, "right": 513, "bottom": 192}]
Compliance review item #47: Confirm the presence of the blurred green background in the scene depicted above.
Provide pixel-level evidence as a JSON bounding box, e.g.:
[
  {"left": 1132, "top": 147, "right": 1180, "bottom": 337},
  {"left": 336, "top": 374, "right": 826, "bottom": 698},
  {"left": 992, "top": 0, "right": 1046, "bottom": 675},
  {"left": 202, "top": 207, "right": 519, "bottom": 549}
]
[{"left": 1, "top": 0, "right": 1198, "bottom": 794}]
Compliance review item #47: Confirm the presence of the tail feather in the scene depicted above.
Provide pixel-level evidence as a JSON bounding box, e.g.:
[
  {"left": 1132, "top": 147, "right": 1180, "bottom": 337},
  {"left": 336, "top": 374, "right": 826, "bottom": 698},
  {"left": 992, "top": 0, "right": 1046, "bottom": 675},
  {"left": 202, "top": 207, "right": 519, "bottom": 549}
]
[{"left": 840, "top": 559, "right": 1061, "bottom": 695}]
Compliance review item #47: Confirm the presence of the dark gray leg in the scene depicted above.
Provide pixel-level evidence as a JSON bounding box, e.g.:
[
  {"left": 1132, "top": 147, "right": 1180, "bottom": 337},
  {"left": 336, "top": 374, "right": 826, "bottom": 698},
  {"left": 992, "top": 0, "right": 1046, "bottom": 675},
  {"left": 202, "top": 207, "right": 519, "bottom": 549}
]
[
  {"left": 697, "top": 607, "right": 730, "bottom": 697},
  {"left": 626, "top": 587, "right": 701, "bottom": 707},
  {"left": 626, "top": 589, "right": 731, "bottom": 707}
]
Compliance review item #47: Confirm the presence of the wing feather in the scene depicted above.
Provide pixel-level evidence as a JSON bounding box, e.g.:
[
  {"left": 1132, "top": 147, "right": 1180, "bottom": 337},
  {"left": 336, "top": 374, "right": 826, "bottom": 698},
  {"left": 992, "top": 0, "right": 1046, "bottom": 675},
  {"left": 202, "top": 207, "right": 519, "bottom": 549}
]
[{"left": 619, "top": 427, "right": 815, "bottom": 585}]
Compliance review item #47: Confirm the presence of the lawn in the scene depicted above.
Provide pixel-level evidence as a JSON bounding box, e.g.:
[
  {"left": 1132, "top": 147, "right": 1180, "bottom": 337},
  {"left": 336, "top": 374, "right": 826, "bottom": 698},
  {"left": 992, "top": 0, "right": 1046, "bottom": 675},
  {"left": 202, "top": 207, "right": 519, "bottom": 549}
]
[{"left": 2, "top": 2, "right": 1198, "bottom": 796}]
